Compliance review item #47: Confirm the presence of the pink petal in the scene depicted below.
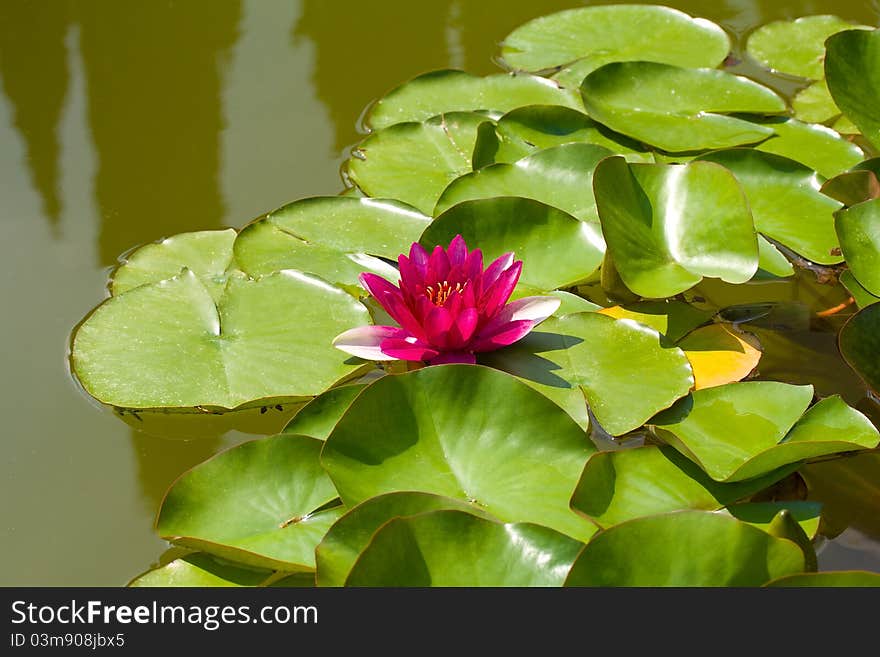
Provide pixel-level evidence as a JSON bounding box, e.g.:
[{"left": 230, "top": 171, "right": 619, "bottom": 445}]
[
  {"left": 472, "top": 319, "right": 535, "bottom": 351},
  {"left": 480, "top": 260, "right": 522, "bottom": 319},
  {"left": 482, "top": 252, "right": 515, "bottom": 288},
  {"left": 379, "top": 338, "right": 439, "bottom": 362},
  {"left": 447, "top": 235, "right": 468, "bottom": 266},
  {"left": 471, "top": 296, "right": 561, "bottom": 352},
  {"left": 397, "top": 254, "right": 423, "bottom": 290},
  {"left": 409, "top": 242, "right": 429, "bottom": 276},
  {"left": 424, "top": 305, "right": 455, "bottom": 349},
  {"left": 427, "top": 245, "right": 451, "bottom": 282},
  {"left": 360, "top": 272, "right": 426, "bottom": 340},
  {"left": 486, "top": 295, "right": 562, "bottom": 328},
  {"left": 464, "top": 248, "right": 484, "bottom": 281},
  {"left": 451, "top": 307, "right": 479, "bottom": 346},
  {"left": 428, "top": 352, "right": 477, "bottom": 365},
  {"left": 332, "top": 325, "right": 408, "bottom": 361},
  {"left": 360, "top": 272, "right": 402, "bottom": 301}
]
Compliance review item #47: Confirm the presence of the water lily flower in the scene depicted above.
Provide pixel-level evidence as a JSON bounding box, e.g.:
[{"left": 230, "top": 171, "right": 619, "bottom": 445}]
[{"left": 333, "top": 235, "right": 560, "bottom": 365}]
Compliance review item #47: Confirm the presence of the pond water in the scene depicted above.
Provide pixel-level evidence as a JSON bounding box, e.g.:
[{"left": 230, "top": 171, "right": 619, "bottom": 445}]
[{"left": 2, "top": 0, "right": 879, "bottom": 586}]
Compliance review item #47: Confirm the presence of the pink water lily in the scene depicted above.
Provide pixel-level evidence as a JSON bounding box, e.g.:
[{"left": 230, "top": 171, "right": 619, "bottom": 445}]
[{"left": 333, "top": 235, "right": 560, "bottom": 365}]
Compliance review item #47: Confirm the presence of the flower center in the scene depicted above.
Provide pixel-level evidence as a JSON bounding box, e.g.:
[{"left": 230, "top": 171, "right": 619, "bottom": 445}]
[{"left": 425, "top": 280, "right": 466, "bottom": 306}]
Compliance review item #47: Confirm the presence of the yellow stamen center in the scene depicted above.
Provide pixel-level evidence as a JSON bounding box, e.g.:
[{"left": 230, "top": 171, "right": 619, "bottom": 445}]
[{"left": 425, "top": 280, "right": 466, "bottom": 306}]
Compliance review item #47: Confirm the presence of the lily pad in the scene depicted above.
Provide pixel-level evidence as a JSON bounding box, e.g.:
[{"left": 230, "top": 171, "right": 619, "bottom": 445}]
[
  {"left": 483, "top": 312, "right": 694, "bottom": 436},
  {"left": 499, "top": 5, "right": 729, "bottom": 73},
  {"left": 753, "top": 118, "right": 865, "bottom": 178},
  {"left": 653, "top": 383, "right": 879, "bottom": 481},
  {"left": 596, "top": 300, "right": 712, "bottom": 342},
  {"left": 840, "top": 269, "right": 880, "bottom": 308},
  {"left": 315, "top": 492, "right": 493, "bottom": 587},
  {"left": 793, "top": 80, "right": 842, "bottom": 125},
  {"left": 678, "top": 323, "right": 762, "bottom": 390},
  {"left": 725, "top": 502, "right": 822, "bottom": 540},
  {"left": 479, "top": 105, "right": 652, "bottom": 165},
  {"left": 111, "top": 229, "right": 237, "bottom": 301},
  {"left": 346, "top": 510, "right": 583, "bottom": 587},
  {"left": 696, "top": 148, "right": 843, "bottom": 264},
  {"left": 234, "top": 197, "right": 430, "bottom": 287},
  {"left": 570, "top": 445, "right": 796, "bottom": 528},
  {"left": 825, "top": 28, "right": 880, "bottom": 150},
  {"left": 564, "top": 510, "right": 804, "bottom": 587},
  {"left": 839, "top": 303, "right": 880, "bottom": 394},
  {"left": 321, "top": 365, "right": 598, "bottom": 541},
  {"left": 71, "top": 269, "right": 372, "bottom": 410},
  {"left": 835, "top": 198, "right": 880, "bottom": 295},
  {"left": 593, "top": 156, "right": 758, "bottom": 298},
  {"left": 344, "top": 112, "right": 486, "bottom": 214},
  {"left": 421, "top": 197, "right": 604, "bottom": 290},
  {"left": 766, "top": 571, "right": 880, "bottom": 587},
  {"left": 156, "top": 435, "right": 344, "bottom": 570},
  {"left": 128, "top": 553, "right": 272, "bottom": 587},
  {"left": 365, "top": 69, "right": 582, "bottom": 130},
  {"left": 282, "top": 384, "right": 367, "bottom": 441},
  {"left": 747, "top": 15, "right": 869, "bottom": 79},
  {"left": 821, "top": 168, "right": 880, "bottom": 207},
  {"left": 581, "top": 62, "right": 784, "bottom": 153},
  {"left": 435, "top": 142, "right": 612, "bottom": 226},
  {"left": 757, "top": 236, "right": 796, "bottom": 277}
]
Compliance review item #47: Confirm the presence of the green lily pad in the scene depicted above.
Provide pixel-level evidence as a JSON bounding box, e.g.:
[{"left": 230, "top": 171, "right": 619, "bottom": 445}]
[
  {"left": 435, "top": 142, "right": 612, "bottom": 226},
  {"left": 479, "top": 105, "right": 652, "bottom": 165},
  {"left": 315, "top": 491, "right": 493, "bottom": 587},
  {"left": 422, "top": 197, "right": 604, "bottom": 289},
  {"left": 653, "top": 383, "right": 879, "bottom": 481},
  {"left": 346, "top": 510, "right": 584, "bottom": 587},
  {"left": 766, "top": 571, "right": 880, "bottom": 587},
  {"left": 570, "top": 445, "right": 796, "bottom": 528},
  {"left": 483, "top": 312, "right": 693, "bottom": 436},
  {"left": 793, "top": 80, "right": 842, "bottom": 125},
  {"left": 234, "top": 197, "right": 430, "bottom": 288},
  {"left": 825, "top": 28, "right": 880, "bottom": 150},
  {"left": 565, "top": 510, "right": 804, "bottom": 587},
  {"left": 581, "top": 62, "right": 784, "bottom": 153},
  {"left": 282, "top": 384, "right": 367, "bottom": 441},
  {"left": 747, "top": 15, "right": 869, "bottom": 80},
  {"left": 835, "top": 198, "right": 880, "bottom": 294},
  {"left": 840, "top": 269, "right": 880, "bottom": 308},
  {"left": 695, "top": 148, "right": 844, "bottom": 264},
  {"left": 725, "top": 502, "right": 822, "bottom": 539},
  {"left": 156, "top": 434, "right": 344, "bottom": 570},
  {"left": 839, "top": 303, "right": 880, "bottom": 394},
  {"left": 757, "top": 236, "right": 796, "bottom": 277},
  {"left": 321, "top": 365, "right": 598, "bottom": 542},
  {"left": 753, "top": 118, "right": 865, "bottom": 178},
  {"left": 128, "top": 553, "right": 272, "bottom": 587},
  {"left": 111, "top": 229, "right": 237, "bottom": 301},
  {"left": 364, "top": 69, "right": 582, "bottom": 131},
  {"left": 71, "top": 269, "right": 371, "bottom": 410},
  {"left": 344, "top": 112, "right": 486, "bottom": 215},
  {"left": 499, "top": 5, "right": 729, "bottom": 73},
  {"left": 821, "top": 168, "right": 880, "bottom": 207},
  {"left": 596, "top": 300, "right": 713, "bottom": 342},
  {"left": 593, "top": 156, "right": 759, "bottom": 298}
]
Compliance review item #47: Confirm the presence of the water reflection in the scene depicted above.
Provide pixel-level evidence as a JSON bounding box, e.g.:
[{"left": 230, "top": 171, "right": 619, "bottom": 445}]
[
  {"left": 0, "top": 1, "right": 71, "bottom": 231},
  {"left": 0, "top": 0, "right": 240, "bottom": 265}
]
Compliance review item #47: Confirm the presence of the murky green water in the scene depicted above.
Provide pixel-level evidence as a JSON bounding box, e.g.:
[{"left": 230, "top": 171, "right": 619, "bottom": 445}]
[{"left": 2, "top": 0, "right": 879, "bottom": 585}]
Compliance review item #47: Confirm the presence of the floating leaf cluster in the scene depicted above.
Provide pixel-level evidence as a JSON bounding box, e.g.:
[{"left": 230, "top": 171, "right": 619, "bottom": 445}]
[{"left": 68, "top": 4, "right": 880, "bottom": 587}]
